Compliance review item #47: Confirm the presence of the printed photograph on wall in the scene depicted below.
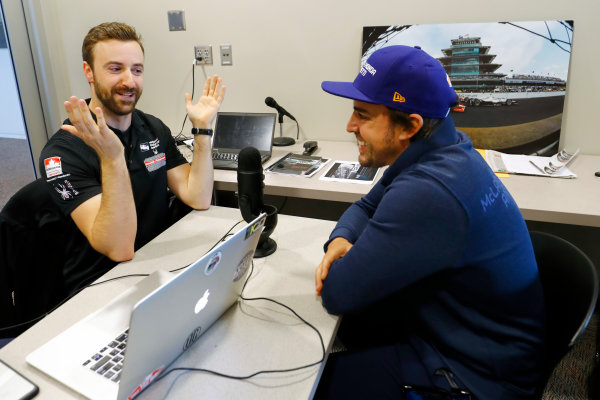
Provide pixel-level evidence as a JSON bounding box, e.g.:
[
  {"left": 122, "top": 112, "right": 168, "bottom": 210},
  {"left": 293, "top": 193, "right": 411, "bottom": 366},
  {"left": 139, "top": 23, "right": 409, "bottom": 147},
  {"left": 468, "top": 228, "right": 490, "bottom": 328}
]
[{"left": 362, "top": 21, "right": 573, "bottom": 154}]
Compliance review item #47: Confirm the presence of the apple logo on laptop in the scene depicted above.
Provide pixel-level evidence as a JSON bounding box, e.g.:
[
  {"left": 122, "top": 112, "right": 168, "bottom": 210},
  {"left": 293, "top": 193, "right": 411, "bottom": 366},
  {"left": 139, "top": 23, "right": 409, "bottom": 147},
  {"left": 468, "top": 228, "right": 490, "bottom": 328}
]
[{"left": 195, "top": 289, "right": 210, "bottom": 314}]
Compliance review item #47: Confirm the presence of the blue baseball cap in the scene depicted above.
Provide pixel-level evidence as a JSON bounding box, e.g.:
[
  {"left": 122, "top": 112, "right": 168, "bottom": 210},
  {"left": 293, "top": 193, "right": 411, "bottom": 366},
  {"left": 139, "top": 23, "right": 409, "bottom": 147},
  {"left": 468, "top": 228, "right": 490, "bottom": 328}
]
[{"left": 322, "top": 45, "right": 457, "bottom": 118}]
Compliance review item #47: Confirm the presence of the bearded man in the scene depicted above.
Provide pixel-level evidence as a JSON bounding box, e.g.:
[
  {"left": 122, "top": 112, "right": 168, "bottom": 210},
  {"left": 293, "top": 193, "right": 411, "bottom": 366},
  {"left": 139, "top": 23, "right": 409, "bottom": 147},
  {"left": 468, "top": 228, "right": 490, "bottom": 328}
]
[{"left": 39, "top": 22, "right": 225, "bottom": 291}]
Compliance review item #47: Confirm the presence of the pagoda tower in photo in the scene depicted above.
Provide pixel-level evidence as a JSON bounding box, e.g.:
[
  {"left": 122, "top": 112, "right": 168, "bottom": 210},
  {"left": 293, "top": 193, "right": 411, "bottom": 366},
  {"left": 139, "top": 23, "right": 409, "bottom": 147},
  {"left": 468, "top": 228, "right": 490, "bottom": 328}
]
[{"left": 437, "top": 36, "right": 506, "bottom": 92}]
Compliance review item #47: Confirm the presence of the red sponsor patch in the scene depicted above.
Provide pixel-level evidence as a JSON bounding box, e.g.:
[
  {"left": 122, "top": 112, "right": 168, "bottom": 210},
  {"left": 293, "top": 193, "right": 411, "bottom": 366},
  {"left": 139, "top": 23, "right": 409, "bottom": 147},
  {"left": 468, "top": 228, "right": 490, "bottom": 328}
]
[
  {"left": 143, "top": 153, "right": 166, "bottom": 172},
  {"left": 44, "top": 157, "right": 63, "bottom": 178}
]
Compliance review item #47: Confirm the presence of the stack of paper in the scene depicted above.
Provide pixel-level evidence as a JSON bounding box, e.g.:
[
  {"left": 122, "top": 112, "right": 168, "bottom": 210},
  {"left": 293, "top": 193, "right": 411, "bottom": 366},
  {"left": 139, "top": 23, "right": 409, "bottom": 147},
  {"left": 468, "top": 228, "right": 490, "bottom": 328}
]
[{"left": 485, "top": 150, "right": 578, "bottom": 179}]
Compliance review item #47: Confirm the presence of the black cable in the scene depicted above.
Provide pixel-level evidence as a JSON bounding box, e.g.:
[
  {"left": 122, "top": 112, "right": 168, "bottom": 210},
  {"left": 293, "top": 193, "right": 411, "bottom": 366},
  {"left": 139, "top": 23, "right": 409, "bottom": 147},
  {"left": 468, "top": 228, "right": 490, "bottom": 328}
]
[
  {"left": 0, "top": 273, "right": 150, "bottom": 333},
  {"left": 277, "top": 196, "right": 289, "bottom": 214},
  {"left": 0, "top": 219, "right": 245, "bottom": 333},
  {"left": 4, "top": 219, "right": 327, "bottom": 390},
  {"left": 174, "top": 61, "right": 197, "bottom": 144},
  {"left": 154, "top": 260, "right": 326, "bottom": 383},
  {"left": 169, "top": 219, "right": 244, "bottom": 273},
  {"left": 502, "top": 21, "right": 571, "bottom": 53}
]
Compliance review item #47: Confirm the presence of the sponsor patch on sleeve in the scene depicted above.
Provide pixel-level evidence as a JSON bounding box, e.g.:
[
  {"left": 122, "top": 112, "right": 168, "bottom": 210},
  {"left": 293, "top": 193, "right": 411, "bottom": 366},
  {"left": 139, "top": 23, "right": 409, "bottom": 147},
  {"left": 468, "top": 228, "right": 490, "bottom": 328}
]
[
  {"left": 144, "top": 153, "right": 166, "bottom": 172},
  {"left": 44, "top": 157, "right": 63, "bottom": 178}
]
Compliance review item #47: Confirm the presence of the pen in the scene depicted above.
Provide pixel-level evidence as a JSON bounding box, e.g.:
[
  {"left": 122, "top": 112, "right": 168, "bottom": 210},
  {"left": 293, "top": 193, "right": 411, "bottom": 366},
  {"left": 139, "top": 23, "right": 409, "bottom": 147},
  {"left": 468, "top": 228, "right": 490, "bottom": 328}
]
[{"left": 529, "top": 160, "right": 547, "bottom": 174}]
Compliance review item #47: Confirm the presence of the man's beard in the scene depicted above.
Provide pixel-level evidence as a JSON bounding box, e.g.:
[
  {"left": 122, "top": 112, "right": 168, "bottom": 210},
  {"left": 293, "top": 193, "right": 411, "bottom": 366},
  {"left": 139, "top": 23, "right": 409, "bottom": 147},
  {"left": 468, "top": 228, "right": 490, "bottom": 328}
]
[
  {"left": 93, "top": 80, "right": 141, "bottom": 116},
  {"left": 357, "top": 126, "right": 397, "bottom": 168}
]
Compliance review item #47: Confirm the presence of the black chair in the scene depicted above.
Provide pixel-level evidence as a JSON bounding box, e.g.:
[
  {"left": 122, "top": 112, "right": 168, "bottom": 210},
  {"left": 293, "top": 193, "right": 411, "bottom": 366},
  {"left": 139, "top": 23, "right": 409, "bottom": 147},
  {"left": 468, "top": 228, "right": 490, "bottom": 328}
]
[
  {"left": 530, "top": 231, "right": 599, "bottom": 398},
  {"left": 0, "top": 178, "right": 69, "bottom": 340}
]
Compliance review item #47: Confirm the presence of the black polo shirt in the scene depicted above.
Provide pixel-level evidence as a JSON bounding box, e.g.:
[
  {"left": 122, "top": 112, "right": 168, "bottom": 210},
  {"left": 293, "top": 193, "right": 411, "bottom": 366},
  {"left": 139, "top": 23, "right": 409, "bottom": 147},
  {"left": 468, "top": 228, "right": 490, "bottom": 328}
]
[{"left": 39, "top": 107, "right": 187, "bottom": 291}]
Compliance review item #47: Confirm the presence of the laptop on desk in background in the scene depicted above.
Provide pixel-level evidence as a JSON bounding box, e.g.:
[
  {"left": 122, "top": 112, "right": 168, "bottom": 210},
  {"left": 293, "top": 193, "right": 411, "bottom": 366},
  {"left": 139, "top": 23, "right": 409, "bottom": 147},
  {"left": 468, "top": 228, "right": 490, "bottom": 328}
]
[
  {"left": 26, "top": 213, "right": 267, "bottom": 400},
  {"left": 212, "top": 112, "right": 276, "bottom": 170}
]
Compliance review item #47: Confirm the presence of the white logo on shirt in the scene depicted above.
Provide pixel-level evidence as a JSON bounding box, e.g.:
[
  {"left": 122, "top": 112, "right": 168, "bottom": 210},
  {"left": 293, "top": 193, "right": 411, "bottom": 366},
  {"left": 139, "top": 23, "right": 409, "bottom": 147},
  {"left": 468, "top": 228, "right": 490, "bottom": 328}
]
[{"left": 54, "top": 183, "right": 72, "bottom": 200}]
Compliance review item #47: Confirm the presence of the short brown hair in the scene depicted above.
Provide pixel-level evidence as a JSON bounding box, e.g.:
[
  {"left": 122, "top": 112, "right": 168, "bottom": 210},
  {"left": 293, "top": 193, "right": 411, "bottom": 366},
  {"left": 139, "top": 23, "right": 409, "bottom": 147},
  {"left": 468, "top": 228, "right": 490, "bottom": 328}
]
[
  {"left": 82, "top": 22, "right": 144, "bottom": 69},
  {"left": 387, "top": 107, "right": 441, "bottom": 141}
]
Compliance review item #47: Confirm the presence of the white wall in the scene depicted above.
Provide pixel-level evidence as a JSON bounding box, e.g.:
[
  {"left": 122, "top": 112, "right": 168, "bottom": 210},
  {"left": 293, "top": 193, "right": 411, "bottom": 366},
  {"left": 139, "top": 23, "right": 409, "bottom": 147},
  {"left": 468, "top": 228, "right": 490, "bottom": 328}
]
[{"left": 33, "top": 0, "right": 600, "bottom": 154}]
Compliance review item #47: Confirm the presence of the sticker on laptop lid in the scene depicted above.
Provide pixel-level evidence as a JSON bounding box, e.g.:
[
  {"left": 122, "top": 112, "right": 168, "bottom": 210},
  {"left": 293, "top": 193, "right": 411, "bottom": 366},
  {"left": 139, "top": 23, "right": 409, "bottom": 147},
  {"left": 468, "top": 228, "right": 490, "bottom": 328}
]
[
  {"left": 128, "top": 365, "right": 164, "bottom": 400},
  {"left": 183, "top": 326, "right": 203, "bottom": 351},
  {"left": 204, "top": 252, "right": 222, "bottom": 276},
  {"left": 233, "top": 250, "right": 254, "bottom": 282},
  {"left": 245, "top": 214, "right": 266, "bottom": 240}
]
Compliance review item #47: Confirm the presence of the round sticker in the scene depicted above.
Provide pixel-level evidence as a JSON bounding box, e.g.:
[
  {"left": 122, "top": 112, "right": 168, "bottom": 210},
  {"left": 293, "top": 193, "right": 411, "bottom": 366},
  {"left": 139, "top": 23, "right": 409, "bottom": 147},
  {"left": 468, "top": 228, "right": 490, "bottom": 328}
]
[
  {"left": 233, "top": 251, "right": 254, "bottom": 282},
  {"left": 205, "top": 252, "right": 222, "bottom": 276}
]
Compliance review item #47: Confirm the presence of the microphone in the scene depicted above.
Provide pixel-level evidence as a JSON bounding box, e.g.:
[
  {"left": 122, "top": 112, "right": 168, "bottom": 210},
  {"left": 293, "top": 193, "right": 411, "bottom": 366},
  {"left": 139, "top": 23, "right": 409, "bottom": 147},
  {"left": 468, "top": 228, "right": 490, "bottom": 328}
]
[
  {"left": 237, "top": 146, "right": 278, "bottom": 258},
  {"left": 237, "top": 147, "right": 264, "bottom": 222},
  {"left": 265, "top": 97, "right": 296, "bottom": 121},
  {"left": 265, "top": 97, "right": 298, "bottom": 146}
]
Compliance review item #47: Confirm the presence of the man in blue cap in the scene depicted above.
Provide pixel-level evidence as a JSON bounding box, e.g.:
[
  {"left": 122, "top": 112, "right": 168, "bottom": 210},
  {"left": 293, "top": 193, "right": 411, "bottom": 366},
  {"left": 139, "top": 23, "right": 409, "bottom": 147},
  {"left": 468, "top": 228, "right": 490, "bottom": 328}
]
[{"left": 314, "top": 45, "right": 546, "bottom": 399}]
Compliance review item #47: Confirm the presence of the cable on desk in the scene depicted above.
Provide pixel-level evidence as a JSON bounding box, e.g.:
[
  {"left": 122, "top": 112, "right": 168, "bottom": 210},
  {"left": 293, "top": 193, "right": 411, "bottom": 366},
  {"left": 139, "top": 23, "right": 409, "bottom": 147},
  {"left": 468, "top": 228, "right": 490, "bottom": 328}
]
[
  {"left": 154, "top": 260, "right": 326, "bottom": 383},
  {"left": 0, "top": 219, "right": 245, "bottom": 333},
  {"left": 0, "top": 273, "right": 150, "bottom": 333},
  {"left": 169, "top": 219, "right": 244, "bottom": 273}
]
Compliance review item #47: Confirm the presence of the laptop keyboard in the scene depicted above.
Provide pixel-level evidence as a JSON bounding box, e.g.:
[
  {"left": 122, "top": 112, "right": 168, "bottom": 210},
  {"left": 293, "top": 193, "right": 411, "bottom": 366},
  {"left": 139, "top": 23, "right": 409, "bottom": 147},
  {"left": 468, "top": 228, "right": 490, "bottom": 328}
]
[
  {"left": 212, "top": 152, "right": 238, "bottom": 161},
  {"left": 82, "top": 329, "right": 129, "bottom": 382}
]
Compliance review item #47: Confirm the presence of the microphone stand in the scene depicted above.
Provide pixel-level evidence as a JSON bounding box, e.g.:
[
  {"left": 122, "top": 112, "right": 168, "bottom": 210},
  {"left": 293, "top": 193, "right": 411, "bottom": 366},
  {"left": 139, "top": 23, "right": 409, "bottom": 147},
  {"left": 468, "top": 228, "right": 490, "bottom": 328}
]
[
  {"left": 254, "top": 204, "right": 278, "bottom": 258},
  {"left": 272, "top": 113, "right": 296, "bottom": 146}
]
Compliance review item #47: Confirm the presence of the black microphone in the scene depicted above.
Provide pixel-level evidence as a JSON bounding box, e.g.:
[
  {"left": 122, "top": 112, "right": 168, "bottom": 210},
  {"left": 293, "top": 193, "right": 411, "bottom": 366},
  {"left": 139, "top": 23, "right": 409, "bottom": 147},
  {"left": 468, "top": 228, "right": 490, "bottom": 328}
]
[
  {"left": 265, "top": 97, "right": 297, "bottom": 121},
  {"left": 237, "top": 146, "right": 265, "bottom": 223},
  {"left": 237, "top": 146, "right": 279, "bottom": 258}
]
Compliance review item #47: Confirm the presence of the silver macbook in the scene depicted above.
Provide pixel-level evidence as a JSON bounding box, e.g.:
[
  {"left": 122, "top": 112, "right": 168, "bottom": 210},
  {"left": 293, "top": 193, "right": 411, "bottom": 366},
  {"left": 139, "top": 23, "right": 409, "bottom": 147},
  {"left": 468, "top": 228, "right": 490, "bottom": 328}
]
[
  {"left": 212, "top": 112, "right": 276, "bottom": 170},
  {"left": 27, "top": 213, "right": 267, "bottom": 400}
]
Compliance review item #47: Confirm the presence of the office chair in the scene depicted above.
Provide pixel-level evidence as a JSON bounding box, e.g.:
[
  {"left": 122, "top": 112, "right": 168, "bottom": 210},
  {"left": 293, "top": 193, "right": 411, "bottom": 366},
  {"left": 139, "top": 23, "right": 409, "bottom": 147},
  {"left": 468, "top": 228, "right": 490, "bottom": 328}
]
[
  {"left": 529, "top": 231, "right": 599, "bottom": 398},
  {"left": 0, "top": 178, "right": 69, "bottom": 340}
]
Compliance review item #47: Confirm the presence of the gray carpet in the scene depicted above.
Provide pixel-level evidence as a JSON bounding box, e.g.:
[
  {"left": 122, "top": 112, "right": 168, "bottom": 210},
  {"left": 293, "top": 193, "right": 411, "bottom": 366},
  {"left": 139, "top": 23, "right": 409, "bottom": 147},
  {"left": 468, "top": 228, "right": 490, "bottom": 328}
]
[
  {"left": 0, "top": 137, "right": 36, "bottom": 210},
  {"left": 543, "top": 312, "right": 598, "bottom": 399}
]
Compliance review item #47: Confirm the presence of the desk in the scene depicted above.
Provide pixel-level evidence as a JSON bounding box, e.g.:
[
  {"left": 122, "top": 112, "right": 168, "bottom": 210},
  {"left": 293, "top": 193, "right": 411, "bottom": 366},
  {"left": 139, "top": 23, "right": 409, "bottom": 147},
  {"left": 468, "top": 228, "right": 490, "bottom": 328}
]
[
  {"left": 0, "top": 207, "right": 339, "bottom": 399},
  {"left": 195, "top": 140, "right": 600, "bottom": 227},
  {"left": 498, "top": 154, "right": 600, "bottom": 227},
  {"left": 206, "top": 140, "right": 375, "bottom": 204}
]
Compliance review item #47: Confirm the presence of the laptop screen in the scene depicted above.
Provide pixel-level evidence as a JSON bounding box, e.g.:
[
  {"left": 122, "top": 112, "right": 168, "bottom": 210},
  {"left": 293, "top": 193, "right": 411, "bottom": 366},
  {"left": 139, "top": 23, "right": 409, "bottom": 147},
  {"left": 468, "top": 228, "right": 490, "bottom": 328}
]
[{"left": 213, "top": 112, "right": 276, "bottom": 152}]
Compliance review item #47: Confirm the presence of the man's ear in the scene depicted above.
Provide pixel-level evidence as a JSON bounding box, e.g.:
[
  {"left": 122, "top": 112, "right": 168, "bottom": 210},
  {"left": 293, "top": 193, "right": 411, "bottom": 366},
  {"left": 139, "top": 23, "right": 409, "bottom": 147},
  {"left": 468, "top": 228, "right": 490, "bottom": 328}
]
[
  {"left": 397, "top": 114, "right": 423, "bottom": 140},
  {"left": 83, "top": 61, "right": 93, "bottom": 84}
]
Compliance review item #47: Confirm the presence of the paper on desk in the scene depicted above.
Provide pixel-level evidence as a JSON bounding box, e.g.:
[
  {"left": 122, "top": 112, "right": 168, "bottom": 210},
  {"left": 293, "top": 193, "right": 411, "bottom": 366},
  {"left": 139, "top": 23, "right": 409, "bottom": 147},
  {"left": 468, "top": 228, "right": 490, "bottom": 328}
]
[
  {"left": 265, "top": 152, "right": 330, "bottom": 178},
  {"left": 319, "top": 161, "right": 379, "bottom": 184},
  {"left": 476, "top": 149, "right": 509, "bottom": 178},
  {"left": 485, "top": 150, "right": 577, "bottom": 178}
]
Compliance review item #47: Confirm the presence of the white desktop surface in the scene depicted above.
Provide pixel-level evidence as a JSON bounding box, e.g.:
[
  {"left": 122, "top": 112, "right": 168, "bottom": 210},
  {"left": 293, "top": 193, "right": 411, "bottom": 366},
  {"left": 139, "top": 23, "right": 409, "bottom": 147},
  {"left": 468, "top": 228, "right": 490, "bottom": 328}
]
[
  {"left": 498, "top": 154, "right": 600, "bottom": 227},
  {"left": 0, "top": 207, "right": 339, "bottom": 399},
  {"left": 203, "top": 140, "right": 600, "bottom": 227}
]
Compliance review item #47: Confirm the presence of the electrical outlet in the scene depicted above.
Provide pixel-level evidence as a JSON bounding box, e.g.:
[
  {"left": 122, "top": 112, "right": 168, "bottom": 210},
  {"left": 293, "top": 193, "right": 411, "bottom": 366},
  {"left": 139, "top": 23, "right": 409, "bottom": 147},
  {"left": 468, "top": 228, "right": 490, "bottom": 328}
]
[
  {"left": 220, "top": 44, "right": 232, "bottom": 66},
  {"left": 194, "top": 45, "right": 212, "bottom": 65}
]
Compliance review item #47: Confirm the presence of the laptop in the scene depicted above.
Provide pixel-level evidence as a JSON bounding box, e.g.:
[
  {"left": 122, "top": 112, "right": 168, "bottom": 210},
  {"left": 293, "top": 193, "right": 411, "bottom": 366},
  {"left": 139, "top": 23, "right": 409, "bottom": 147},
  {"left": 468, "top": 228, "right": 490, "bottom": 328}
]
[
  {"left": 27, "top": 213, "right": 267, "bottom": 400},
  {"left": 212, "top": 112, "right": 276, "bottom": 170}
]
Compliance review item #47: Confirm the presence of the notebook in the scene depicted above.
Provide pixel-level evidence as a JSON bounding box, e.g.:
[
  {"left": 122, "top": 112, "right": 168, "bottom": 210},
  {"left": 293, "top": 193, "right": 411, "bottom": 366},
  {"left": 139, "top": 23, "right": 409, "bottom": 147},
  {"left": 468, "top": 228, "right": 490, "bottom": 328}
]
[
  {"left": 212, "top": 112, "right": 276, "bottom": 170},
  {"left": 26, "top": 213, "right": 267, "bottom": 400}
]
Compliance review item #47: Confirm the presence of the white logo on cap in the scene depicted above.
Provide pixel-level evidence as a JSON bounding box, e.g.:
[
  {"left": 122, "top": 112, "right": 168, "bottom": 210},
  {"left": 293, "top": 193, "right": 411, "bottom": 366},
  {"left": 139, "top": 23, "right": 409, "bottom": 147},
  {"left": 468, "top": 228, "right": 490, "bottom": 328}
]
[
  {"left": 446, "top": 73, "right": 453, "bottom": 87},
  {"left": 360, "top": 62, "right": 377, "bottom": 77}
]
